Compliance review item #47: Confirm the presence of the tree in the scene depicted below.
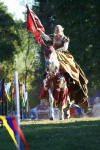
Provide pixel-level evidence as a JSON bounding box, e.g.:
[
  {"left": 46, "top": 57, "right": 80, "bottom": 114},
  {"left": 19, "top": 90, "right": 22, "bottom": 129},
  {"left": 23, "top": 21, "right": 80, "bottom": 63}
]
[
  {"left": 0, "top": 2, "right": 21, "bottom": 62},
  {"left": 14, "top": 21, "right": 44, "bottom": 106},
  {"left": 0, "top": 2, "right": 44, "bottom": 108}
]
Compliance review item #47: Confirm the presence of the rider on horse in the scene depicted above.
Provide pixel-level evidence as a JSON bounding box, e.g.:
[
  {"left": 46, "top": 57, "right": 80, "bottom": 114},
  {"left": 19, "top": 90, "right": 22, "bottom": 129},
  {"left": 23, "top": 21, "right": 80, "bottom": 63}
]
[{"left": 39, "top": 24, "right": 88, "bottom": 107}]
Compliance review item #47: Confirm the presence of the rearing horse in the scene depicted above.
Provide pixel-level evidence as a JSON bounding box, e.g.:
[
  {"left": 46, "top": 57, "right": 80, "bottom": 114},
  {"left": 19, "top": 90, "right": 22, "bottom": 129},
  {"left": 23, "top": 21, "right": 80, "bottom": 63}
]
[{"left": 39, "top": 45, "right": 69, "bottom": 120}]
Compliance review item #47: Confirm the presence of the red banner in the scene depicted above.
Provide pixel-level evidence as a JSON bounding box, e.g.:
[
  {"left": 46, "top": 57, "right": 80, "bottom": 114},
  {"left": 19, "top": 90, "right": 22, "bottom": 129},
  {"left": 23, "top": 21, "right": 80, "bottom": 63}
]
[{"left": 26, "top": 4, "right": 45, "bottom": 46}]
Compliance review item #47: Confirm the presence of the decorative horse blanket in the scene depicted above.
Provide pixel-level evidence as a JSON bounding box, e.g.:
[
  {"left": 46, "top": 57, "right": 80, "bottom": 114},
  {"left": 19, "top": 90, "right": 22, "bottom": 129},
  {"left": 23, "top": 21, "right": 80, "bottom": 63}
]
[{"left": 39, "top": 72, "right": 68, "bottom": 107}]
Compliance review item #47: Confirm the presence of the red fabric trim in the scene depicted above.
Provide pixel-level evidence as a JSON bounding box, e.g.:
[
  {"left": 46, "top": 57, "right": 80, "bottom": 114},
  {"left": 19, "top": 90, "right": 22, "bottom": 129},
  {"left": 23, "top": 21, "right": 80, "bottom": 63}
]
[{"left": 11, "top": 116, "right": 29, "bottom": 150}]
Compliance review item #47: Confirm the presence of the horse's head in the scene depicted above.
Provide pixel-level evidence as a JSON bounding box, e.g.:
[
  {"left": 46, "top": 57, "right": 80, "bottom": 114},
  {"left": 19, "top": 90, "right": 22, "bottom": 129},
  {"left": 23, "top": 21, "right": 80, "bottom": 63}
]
[{"left": 44, "top": 45, "right": 60, "bottom": 73}]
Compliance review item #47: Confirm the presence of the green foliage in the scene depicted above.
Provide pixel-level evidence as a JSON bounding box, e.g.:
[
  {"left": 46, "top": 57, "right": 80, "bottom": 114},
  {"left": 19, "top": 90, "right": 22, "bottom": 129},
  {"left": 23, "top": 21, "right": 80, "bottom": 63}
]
[
  {"left": 0, "top": 2, "right": 21, "bottom": 62},
  {"left": 14, "top": 22, "right": 44, "bottom": 107},
  {"left": 0, "top": 2, "right": 42, "bottom": 107},
  {"left": 0, "top": 61, "right": 14, "bottom": 82}
]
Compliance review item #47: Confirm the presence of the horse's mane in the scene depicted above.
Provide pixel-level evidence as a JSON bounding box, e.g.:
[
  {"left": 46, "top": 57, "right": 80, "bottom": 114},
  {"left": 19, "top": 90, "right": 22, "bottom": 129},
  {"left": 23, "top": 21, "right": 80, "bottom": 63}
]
[{"left": 44, "top": 45, "right": 60, "bottom": 72}]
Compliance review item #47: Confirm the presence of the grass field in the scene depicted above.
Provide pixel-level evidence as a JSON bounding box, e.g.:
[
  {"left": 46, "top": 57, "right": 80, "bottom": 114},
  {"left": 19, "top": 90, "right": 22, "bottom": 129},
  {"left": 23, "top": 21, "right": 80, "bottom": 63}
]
[{"left": 0, "top": 117, "right": 100, "bottom": 150}]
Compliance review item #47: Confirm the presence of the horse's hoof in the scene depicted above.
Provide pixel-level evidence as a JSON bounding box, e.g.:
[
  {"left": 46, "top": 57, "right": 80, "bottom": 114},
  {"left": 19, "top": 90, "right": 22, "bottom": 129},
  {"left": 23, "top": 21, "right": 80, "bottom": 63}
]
[
  {"left": 60, "top": 118, "right": 64, "bottom": 120},
  {"left": 49, "top": 117, "right": 54, "bottom": 120},
  {"left": 67, "top": 116, "right": 70, "bottom": 119}
]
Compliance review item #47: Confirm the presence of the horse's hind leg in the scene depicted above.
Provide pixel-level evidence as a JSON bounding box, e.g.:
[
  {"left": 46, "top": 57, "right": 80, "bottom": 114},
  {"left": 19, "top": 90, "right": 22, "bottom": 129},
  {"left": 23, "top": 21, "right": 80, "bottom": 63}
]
[{"left": 48, "top": 89, "right": 55, "bottom": 120}]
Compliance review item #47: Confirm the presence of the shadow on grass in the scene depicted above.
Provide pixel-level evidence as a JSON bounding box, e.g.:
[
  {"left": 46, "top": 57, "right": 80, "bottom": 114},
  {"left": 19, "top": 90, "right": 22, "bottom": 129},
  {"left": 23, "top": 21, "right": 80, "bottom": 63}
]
[{"left": 1, "top": 120, "right": 100, "bottom": 150}]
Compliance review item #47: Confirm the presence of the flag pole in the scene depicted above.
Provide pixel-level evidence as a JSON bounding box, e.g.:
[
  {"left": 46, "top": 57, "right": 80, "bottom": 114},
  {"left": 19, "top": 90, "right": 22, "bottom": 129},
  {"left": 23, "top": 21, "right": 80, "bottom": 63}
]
[
  {"left": 14, "top": 71, "right": 20, "bottom": 150},
  {"left": 25, "top": 0, "right": 28, "bottom": 6}
]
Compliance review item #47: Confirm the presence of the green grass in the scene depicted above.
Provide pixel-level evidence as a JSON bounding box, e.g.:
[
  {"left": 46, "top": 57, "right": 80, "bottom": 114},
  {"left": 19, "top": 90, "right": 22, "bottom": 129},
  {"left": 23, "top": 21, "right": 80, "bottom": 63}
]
[{"left": 0, "top": 118, "right": 100, "bottom": 150}]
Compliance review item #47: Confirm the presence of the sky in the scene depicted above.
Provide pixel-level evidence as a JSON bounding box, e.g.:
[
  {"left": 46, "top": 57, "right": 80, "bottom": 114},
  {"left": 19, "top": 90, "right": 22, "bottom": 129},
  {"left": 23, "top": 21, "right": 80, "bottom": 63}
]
[{"left": 0, "top": 0, "right": 30, "bottom": 21}]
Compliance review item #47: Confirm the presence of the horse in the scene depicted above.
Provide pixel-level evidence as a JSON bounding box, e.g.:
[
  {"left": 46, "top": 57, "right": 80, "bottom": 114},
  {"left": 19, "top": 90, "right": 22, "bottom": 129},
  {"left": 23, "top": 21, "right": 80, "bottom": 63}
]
[
  {"left": 39, "top": 43, "right": 89, "bottom": 119},
  {"left": 39, "top": 45, "right": 70, "bottom": 120}
]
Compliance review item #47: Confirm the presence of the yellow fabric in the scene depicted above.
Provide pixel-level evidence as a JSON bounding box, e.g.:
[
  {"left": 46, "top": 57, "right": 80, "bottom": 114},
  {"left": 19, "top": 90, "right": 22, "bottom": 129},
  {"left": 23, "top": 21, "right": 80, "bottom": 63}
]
[
  {"left": 56, "top": 50, "right": 80, "bottom": 82},
  {"left": 56, "top": 50, "right": 88, "bottom": 100},
  {"left": 76, "top": 63, "right": 88, "bottom": 84},
  {"left": 0, "top": 116, "right": 18, "bottom": 147}
]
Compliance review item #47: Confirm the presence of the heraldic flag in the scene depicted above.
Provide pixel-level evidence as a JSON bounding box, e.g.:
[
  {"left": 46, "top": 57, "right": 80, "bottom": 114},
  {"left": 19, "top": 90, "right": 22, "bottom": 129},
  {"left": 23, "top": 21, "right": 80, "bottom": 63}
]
[{"left": 26, "top": 4, "right": 45, "bottom": 46}]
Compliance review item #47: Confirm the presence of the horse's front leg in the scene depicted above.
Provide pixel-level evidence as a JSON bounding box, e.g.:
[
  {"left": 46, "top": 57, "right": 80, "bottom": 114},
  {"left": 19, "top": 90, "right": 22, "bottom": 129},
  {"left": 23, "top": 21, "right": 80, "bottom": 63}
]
[
  {"left": 59, "top": 106, "right": 65, "bottom": 120},
  {"left": 66, "top": 95, "right": 71, "bottom": 119},
  {"left": 48, "top": 89, "right": 55, "bottom": 120}
]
